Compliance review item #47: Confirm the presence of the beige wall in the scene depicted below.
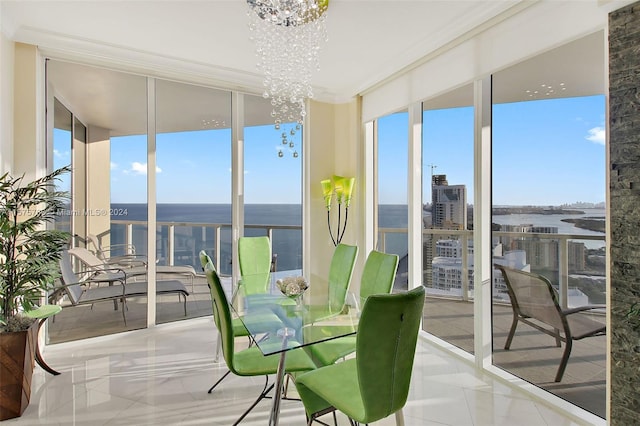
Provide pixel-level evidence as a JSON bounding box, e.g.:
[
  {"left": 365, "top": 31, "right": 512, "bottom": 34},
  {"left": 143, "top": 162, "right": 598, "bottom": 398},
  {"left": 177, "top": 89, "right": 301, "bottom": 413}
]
[
  {"left": 307, "top": 98, "right": 363, "bottom": 299},
  {"left": 13, "top": 42, "right": 44, "bottom": 180},
  {"left": 0, "top": 32, "right": 14, "bottom": 174}
]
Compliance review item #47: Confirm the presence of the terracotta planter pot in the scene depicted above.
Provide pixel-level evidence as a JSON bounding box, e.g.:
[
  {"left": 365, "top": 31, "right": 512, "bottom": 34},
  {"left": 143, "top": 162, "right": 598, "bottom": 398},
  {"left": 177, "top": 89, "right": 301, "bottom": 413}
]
[{"left": 0, "top": 321, "right": 38, "bottom": 420}]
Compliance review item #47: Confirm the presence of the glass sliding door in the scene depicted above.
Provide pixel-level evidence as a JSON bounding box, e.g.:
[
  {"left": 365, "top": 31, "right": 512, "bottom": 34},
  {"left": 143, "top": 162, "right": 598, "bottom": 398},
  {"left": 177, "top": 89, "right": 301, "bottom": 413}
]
[
  {"left": 491, "top": 32, "right": 606, "bottom": 417},
  {"left": 243, "top": 94, "right": 302, "bottom": 274},
  {"left": 155, "top": 79, "right": 232, "bottom": 321},
  {"left": 376, "top": 111, "right": 408, "bottom": 288},
  {"left": 421, "top": 84, "right": 475, "bottom": 353},
  {"left": 47, "top": 61, "right": 149, "bottom": 341}
]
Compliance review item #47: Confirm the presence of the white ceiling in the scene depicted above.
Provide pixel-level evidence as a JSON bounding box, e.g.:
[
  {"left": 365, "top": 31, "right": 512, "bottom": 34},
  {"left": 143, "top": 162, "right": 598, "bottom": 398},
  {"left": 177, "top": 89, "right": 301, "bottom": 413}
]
[
  {"left": 3, "top": 0, "right": 522, "bottom": 101},
  {"left": 0, "top": 1, "right": 610, "bottom": 134}
]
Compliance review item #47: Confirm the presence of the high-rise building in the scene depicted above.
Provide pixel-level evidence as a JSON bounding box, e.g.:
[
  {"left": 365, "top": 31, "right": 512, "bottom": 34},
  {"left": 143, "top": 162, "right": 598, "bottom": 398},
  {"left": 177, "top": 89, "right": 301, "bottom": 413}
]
[{"left": 431, "top": 174, "right": 467, "bottom": 230}]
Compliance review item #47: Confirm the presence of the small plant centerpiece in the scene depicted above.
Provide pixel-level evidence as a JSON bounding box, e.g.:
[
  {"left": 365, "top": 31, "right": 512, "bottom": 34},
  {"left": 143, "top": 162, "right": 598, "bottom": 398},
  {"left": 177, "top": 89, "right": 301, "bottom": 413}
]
[
  {"left": 0, "top": 166, "right": 70, "bottom": 420},
  {"left": 276, "top": 276, "right": 308, "bottom": 310}
]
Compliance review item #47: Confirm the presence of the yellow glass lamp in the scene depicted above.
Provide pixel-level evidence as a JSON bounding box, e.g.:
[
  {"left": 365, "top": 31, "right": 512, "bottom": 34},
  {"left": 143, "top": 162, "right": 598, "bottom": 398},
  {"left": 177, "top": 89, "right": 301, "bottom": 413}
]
[
  {"left": 321, "top": 179, "right": 333, "bottom": 211},
  {"left": 321, "top": 175, "right": 355, "bottom": 245}
]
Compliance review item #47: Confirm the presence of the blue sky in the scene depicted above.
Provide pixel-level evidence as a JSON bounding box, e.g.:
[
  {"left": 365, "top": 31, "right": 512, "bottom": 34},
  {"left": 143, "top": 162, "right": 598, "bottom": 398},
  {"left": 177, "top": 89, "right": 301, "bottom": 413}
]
[
  {"left": 55, "top": 95, "right": 605, "bottom": 206},
  {"left": 378, "top": 95, "right": 605, "bottom": 206}
]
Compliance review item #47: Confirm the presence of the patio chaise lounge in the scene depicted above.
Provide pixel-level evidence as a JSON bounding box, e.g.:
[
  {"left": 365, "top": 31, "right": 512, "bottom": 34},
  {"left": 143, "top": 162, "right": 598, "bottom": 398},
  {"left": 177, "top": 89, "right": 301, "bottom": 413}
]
[
  {"left": 55, "top": 250, "right": 189, "bottom": 325},
  {"left": 68, "top": 246, "right": 197, "bottom": 290}
]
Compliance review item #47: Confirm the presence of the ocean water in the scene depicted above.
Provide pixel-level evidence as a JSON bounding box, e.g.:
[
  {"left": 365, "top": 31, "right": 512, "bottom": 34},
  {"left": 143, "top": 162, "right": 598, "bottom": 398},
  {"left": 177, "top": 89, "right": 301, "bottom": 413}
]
[{"left": 109, "top": 204, "right": 606, "bottom": 273}]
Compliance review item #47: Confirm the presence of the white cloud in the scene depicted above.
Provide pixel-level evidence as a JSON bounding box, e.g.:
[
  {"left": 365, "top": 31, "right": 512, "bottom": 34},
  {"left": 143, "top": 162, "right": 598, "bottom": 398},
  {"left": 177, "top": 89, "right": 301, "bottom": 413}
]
[
  {"left": 585, "top": 126, "right": 605, "bottom": 145},
  {"left": 110, "top": 162, "right": 118, "bottom": 170},
  {"left": 129, "top": 162, "right": 162, "bottom": 175},
  {"left": 54, "top": 149, "right": 69, "bottom": 159}
]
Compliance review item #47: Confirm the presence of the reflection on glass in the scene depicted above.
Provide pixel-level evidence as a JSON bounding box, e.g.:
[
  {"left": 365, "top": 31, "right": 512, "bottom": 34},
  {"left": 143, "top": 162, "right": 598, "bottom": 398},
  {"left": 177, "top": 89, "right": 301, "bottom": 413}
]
[
  {"left": 377, "top": 111, "right": 408, "bottom": 284},
  {"left": 53, "top": 98, "right": 72, "bottom": 233},
  {"left": 244, "top": 94, "right": 302, "bottom": 273},
  {"left": 421, "top": 85, "right": 474, "bottom": 354},
  {"left": 155, "top": 79, "right": 232, "bottom": 280}
]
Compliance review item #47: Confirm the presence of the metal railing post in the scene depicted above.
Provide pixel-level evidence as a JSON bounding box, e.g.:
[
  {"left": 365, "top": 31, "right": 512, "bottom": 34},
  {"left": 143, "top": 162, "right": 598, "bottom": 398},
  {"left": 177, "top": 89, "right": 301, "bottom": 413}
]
[
  {"left": 558, "top": 236, "right": 569, "bottom": 309},
  {"left": 215, "top": 226, "right": 222, "bottom": 273},
  {"left": 168, "top": 225, "right": 175, "bottom": 266}
]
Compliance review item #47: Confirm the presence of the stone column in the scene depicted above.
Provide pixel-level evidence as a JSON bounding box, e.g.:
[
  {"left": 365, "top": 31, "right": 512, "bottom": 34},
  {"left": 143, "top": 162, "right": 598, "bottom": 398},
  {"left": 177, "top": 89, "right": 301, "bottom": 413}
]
[{"left": 609, "top": 3, "right": 640, "bottom": 425}]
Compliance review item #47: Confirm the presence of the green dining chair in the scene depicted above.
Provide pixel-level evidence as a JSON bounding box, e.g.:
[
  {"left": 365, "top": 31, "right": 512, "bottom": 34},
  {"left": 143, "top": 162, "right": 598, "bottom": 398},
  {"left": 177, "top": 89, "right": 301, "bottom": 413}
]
[
  {"left": 308, "top": 250, "right": 399, "bottom": 366},
  {"left": 237, "top": 236, "right": 272, "bottom": 296},
  {"left": 295, "top": 286, "right": 425, "bottom": 426},
  {"left": 237, "top": 236, "right": 295, "bottom": 308},
  {"left": 200, "top": 251, "right": 284, "bottom": 394},
  {"left": 307, "top": 243, "right": 359, "bottom": 322},
  {"left": 204, "top": 263, "right": 317, "bottom": 425}
]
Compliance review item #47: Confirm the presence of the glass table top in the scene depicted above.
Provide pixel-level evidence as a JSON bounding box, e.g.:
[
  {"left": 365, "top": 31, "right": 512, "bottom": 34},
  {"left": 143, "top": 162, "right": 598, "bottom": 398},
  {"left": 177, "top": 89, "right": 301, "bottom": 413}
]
[{"left": 230, "top": 272, "right": 359, "bottom": 356}]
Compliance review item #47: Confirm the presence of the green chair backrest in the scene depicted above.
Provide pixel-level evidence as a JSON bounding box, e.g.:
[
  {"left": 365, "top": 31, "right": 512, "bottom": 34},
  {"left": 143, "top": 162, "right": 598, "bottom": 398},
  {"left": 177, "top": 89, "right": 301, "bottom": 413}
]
[
  {"left": 199, "top": 250, "right": 213, "bottom": 272},
  {"left": 238, "top": 236, "right": 272, "bottom": 295},
  {"left": 360, "top": 250, "right": 399, "bottom": 301},
  {"left": 327, "top": 243, "right": 358, "bottom": 313},
  {"left": 204, "top": 263, "right": 238, "bottom": 373},
  {"left": 357, "top": 286, "right": 425, "bottom": 421}
]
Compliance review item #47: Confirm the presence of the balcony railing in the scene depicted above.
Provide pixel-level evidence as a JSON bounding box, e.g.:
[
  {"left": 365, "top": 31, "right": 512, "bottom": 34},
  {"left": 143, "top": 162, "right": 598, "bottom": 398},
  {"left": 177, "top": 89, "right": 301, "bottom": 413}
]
[
  {"left": 379, "top": 227, "right": 606, "bottom": 308},
  {"left": 108, "top": 220, "right": 605, "bottom": 308},
  {"left": 110, "top": 220, "right": 302, "bottom": 276}
]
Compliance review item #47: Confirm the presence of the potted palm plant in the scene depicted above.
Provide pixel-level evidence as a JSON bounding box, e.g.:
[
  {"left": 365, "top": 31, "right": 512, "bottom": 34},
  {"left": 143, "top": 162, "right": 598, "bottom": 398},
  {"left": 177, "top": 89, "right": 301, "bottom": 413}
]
[{"left": 0, "top": 166, "right": 70, "bottom": 420}]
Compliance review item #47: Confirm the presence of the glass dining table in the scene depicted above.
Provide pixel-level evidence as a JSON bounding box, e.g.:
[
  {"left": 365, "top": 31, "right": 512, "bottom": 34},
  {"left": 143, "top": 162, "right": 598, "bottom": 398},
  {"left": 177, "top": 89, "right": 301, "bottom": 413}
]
[{"left": 231, "top": 272, "right": 360, "bottom": 426}]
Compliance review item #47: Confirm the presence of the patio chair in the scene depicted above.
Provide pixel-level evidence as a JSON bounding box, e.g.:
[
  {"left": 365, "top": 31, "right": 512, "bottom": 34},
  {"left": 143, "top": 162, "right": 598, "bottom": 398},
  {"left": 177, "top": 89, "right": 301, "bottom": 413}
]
[
  {"left": 86, "top": 233, "right": 147, "bottom": 267},
  {"left": 68, "top": 246, "right": 197, "bottom": 290},
  {"left": 495, "top": 264, "right": 606, "bottom": 382},
  {"left": 295, "top": 286, "right": 425, "bottom": 426},
  {"left": 56, "top": 250, "right": 189, "bottom": 326},
  {"left": 308, "top": 250, "right": 399, "bottom": 366},
  {"left": 204, "top": 262, "right": 316, "bottom": 425}
]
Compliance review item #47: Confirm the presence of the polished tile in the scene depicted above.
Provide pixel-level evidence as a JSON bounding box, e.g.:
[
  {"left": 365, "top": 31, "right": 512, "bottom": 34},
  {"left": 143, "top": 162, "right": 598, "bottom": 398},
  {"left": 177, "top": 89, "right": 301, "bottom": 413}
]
[{"left": 6, "top": 317, "right": 602, "bottom": 426}]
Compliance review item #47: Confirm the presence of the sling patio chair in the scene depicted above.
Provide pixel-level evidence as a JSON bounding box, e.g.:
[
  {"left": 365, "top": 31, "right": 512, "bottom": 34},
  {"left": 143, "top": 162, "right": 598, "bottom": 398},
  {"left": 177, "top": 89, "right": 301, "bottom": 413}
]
[
  {"left": 295, "top": 286, "right": 425, "bottom": 426},
  {"left": 86, "top": 233, "right": 148, "bottom": 267},
  {"left": 55, "top": 250, "right": 189, "bottom": 326},
  {"left": 68, "top": 246, "right": 197, "bottom": 291},
  {"left": 495, "top": 264, "right": 606, "bottom": 382}
]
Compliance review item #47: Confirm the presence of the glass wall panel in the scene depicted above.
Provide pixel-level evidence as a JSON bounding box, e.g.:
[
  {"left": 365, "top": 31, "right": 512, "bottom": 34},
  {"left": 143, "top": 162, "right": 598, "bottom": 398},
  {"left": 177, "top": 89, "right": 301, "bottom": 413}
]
[
  {"left": 491, "top": 32, "right": 606, "bottom": 418},
  {"left": 47, "top": 61, "right": 149, "bottom": 342},
  {"left": 377, "top": 111, "right": 408, "bottom": 287},
  {"left": 155, "top": 79, "right": 231, "bottom": 322},
  {"left": 243, "top": 94, "right": 302, "bottom": 274},
  {"left": 421, "top": 84, "right": 475, "bottom": 353}
]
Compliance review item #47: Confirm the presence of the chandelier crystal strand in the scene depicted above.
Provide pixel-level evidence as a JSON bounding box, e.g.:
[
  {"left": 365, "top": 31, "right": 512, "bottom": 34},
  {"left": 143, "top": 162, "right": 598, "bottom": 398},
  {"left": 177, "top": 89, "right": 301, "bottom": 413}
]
[{"left": 247, "top": 0, "right": 328, "bottom": 157}]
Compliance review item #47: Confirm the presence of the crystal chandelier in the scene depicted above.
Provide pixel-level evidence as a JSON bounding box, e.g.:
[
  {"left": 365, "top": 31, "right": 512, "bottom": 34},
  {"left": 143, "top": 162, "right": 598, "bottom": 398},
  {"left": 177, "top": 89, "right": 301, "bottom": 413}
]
[{"left": 247, "top": 0, "right": 329, "bottom": 158}]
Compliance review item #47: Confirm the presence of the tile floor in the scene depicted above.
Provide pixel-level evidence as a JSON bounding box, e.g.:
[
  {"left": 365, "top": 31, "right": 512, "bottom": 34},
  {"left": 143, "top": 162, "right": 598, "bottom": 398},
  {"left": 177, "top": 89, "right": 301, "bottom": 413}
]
[{"left": 6, "top": 317, "right": 604, "bottom": 426}]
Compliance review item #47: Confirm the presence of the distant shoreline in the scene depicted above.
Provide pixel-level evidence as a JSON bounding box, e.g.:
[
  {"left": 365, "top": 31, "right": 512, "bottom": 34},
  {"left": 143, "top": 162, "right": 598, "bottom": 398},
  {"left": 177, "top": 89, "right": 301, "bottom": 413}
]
[
  {"left": 561, "top": 217, "right": 605, "bottom": 233},
  {"left": 492, "top": 207, "right": 585, "bottom": 215}
]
